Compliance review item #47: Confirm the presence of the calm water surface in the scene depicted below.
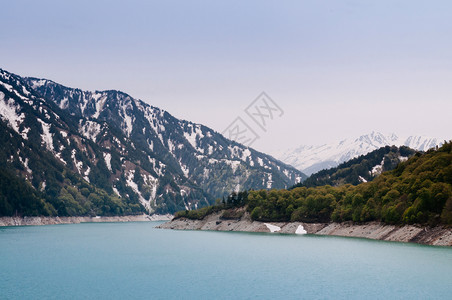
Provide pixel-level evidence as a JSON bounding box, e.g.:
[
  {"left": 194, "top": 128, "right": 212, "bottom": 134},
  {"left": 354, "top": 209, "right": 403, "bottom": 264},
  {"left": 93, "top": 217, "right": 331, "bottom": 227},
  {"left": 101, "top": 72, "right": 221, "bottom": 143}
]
[{"left": 1, "top": 222, "right": 451, "bottom": 299}]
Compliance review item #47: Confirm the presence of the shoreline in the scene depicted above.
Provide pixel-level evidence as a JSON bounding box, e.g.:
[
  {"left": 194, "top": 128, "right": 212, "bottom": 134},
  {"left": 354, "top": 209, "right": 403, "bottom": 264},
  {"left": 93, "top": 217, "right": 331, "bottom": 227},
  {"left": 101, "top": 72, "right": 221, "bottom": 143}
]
[
  {"left": 0, "top": 214, "right": 173, "bottom": 227},
  {"left": 157, "top": 211, "right": 452, "bottom": 246}
]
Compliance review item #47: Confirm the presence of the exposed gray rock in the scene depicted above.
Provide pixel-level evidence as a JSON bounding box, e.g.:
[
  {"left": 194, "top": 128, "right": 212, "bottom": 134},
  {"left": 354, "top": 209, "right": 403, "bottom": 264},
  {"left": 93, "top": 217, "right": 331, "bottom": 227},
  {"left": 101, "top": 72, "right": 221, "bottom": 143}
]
[{"left": 158, "top": 213, "right": 452, "bottom": 246}]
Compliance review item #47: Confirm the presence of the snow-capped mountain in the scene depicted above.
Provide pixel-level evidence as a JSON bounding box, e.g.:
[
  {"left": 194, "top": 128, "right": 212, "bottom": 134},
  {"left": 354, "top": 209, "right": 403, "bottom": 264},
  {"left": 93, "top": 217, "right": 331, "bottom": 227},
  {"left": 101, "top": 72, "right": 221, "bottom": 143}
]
[
  {"left": 0, "top": 68, "right": 306, "bottom": 215},
  {"left": 274, "top": 132, "right": 445, "bottom": 175}
]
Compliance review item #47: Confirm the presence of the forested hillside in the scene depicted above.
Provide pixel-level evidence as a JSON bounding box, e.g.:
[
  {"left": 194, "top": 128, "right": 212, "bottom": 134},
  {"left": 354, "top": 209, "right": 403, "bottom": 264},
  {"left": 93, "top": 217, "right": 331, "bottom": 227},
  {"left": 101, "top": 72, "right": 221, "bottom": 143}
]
[
  {"left": 178, "top": 141, "right": 452, "bottom": 226},
  {"left": 293, "top": 145, "right": 417, "bottom": 188},
  {"left": 0, "top": 121, "right": 144, "bottom": 217}
]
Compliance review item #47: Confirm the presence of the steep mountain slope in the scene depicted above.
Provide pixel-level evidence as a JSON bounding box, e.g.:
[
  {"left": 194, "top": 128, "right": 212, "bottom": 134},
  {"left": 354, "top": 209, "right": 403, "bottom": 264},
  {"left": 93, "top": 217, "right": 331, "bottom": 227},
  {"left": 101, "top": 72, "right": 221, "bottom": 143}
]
[
  {"left": 0, "top": 68, "right": 306, "bottom": 215},
  {"left": 293, "top": 145, "right": 417, "bottom": 188},
  {"left": 0, "top": 72, "right": 144, "bottom": 217},
  {"left": 274, "top": 132, "right": 445, "bottom": 175}
]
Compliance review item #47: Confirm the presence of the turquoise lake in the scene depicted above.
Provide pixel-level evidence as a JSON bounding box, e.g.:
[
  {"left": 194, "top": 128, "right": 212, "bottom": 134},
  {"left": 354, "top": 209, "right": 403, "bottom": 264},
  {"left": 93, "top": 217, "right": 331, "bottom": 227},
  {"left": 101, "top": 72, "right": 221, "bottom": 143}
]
[{"left": 1, "top": 222, "right": 451, "bottom": 299}]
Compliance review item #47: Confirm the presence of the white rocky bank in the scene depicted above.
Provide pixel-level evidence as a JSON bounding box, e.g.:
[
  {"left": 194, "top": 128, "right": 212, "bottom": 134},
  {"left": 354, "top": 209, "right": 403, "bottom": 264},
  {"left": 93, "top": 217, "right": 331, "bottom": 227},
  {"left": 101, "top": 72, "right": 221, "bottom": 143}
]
[
  {"left": 0, "top": 214, "right": 172, "bottom": 227},
  {"left": 157, "top": 211, "right": 452, "bottom": 246}
]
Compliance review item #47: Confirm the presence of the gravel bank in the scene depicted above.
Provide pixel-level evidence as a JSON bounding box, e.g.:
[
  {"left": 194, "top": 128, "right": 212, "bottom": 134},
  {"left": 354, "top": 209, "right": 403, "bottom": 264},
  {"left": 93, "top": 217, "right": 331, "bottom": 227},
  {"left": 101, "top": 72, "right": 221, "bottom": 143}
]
[{"left": 157, "top": 212, "right": 452, "bottom": 246}]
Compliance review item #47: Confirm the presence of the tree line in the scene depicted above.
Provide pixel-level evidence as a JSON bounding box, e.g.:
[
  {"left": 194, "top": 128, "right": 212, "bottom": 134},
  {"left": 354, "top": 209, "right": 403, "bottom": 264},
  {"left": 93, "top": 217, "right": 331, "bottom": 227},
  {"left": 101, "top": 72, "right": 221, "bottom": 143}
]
[{"left": 177, "top": 141, "right": 452, "bottom": 226}]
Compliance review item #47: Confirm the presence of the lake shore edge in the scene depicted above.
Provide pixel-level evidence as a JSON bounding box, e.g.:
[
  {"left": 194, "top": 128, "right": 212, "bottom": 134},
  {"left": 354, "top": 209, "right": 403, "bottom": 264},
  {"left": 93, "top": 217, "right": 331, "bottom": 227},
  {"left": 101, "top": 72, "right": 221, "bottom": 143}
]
[
  {"left": 0, "top": 214, "right": 173, "bottom": 227},
  {"left": 157, "top": 211, "right": 452, "bottom": 246}
]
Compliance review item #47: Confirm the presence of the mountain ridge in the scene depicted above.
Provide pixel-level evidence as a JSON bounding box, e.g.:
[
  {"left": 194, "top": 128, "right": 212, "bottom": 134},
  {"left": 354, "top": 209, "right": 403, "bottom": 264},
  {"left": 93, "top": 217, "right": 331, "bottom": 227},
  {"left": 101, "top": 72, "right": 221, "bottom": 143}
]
[
  {"left": 0, "top": 68, "right": 306, "bottom": 216},
  {"left": 292, "top": 145, "right": 417, "bottom": 188},
  {"left": 274, "top": 131, "right": 445, "bottom": 175}
]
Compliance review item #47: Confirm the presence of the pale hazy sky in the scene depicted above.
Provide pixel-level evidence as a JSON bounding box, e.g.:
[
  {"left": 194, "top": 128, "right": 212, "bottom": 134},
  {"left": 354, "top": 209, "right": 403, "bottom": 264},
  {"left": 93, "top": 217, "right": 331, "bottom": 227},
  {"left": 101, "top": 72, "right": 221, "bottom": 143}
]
[{"left": 2, "top": 0, "right": 452, "bottom": 153}]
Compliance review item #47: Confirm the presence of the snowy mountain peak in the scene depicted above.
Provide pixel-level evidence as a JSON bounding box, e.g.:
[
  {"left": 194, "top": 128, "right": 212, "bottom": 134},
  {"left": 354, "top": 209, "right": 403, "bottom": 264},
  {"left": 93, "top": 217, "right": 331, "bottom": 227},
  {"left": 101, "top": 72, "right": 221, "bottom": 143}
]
[
  {"left": 403, "top": 136, "right": 442, "bottom": 152},
  {"left": 355, "top": 131, "right": 398, "bottom": 146},
  {"left": 274, "top": 132, "right": 446, "bottom": 175}
]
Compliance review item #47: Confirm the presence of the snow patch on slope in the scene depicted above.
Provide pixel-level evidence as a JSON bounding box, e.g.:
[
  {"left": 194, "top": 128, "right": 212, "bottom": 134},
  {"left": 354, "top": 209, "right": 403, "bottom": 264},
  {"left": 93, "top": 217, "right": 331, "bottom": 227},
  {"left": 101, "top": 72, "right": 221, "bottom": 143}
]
[
  {"left": 19, "top": 156, "right": 32, "bottom": 176},
  {"left": 104, "top": 153, "right": 112, "bottom": 171},
  {"left": 264, "top": 223, "right": 281, "bottom": 233},
  {"left": 295, "top": 225, "right": 307, "bottom": 234},
  {"left": 0, "top": 92, "right": 25, "bottom": 134},
  {"left": 38, "top": 119, "right": 53, "bottom": 151},
  {"left": 126, "top": 170, "right": 150, "bottom": 211},
  {"left": 184, "top": 127, "right": 198, "bottom": 149},
  {"left": 30, "top": 79, "right": 47, "bottom": 89},
  {"left": 266, "top": 173, "right": 273, "bottom": 189},
  {"left": 112, "top": 186, "right": 121, "bottom": 198},
  {"left": 92, "top": 93, "right": 107, "bottom": 119},
  {"left": 84, "top": 166, "right": 91, "bottom": 182},
  {"left": 121, "top": 102, "right": 134, "bottom": 136},
  {"left": 371, "top": 159, "right": 384, "bottom": 176},
  {"left": 80, "top": 120, "right": 102, "bottom": 142},
  {"left": 59, "top": 97, "right": 69, "bottom": 109},
  {"left": 226, "top": 160, "right": 241, "bottom": 173}
]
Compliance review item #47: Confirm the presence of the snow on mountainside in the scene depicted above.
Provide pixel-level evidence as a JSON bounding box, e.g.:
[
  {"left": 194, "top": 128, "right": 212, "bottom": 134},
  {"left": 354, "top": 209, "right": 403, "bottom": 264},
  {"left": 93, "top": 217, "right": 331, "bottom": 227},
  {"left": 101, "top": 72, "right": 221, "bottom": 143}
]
[
  {"left": 0, "top": 68, "right": 306, "bottom": 215},
  {"left": 274, "top": 132, "right": 445, "bottom": 175}
]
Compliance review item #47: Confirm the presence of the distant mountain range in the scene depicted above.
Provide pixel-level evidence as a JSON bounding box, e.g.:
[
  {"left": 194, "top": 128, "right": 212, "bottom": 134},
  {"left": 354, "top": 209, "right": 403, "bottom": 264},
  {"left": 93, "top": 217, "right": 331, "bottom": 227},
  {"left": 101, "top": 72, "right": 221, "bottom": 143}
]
[
  {"left": 0, "top": 68, "right": 306, "bottom": 216},
  {"left": 274, "top": 132, "right": 445, "bottom": 175}
]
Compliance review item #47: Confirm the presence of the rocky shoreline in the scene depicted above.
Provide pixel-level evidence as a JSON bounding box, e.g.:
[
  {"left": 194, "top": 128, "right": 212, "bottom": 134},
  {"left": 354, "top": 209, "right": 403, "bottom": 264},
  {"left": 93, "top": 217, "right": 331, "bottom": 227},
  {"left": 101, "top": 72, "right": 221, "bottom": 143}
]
[
  {"left": 157, "top": 211, "right": 452, "bottom": 246},
  {"left": 0, "top": 214, "right": 173, "bottom": 227}
]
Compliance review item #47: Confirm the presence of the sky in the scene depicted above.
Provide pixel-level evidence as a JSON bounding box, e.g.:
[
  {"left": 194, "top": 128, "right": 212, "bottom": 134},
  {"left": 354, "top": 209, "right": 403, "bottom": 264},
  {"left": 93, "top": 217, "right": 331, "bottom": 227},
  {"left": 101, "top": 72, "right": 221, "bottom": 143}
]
[{"left": 2, "top": 0, "right": 452, "bottom": 154}]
